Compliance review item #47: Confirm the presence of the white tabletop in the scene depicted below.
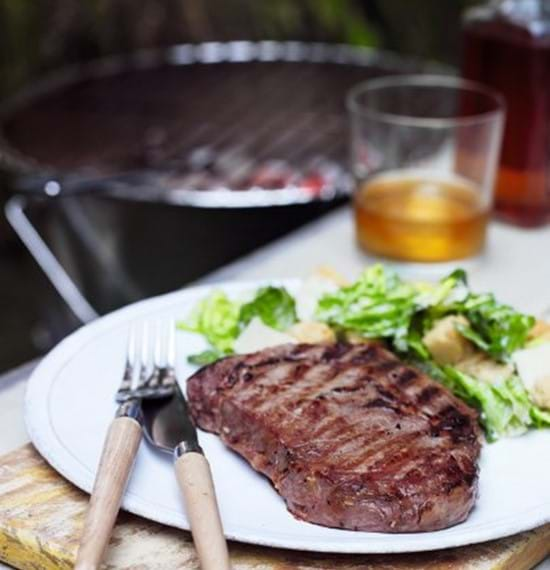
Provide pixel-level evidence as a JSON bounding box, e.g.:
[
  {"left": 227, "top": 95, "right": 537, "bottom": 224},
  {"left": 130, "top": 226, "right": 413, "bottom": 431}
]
[
  {"left": 205, "top": 205, "right": 550, "bottom": 316},
  {"left": 1, "top": 205, "right": 550, "bottom": 568}
]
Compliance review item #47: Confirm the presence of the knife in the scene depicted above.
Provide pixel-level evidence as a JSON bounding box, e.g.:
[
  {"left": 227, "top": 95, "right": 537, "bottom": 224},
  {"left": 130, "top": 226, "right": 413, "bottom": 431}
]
[{"left": 141, "top": 384, "right": 230, "bottom": 570}]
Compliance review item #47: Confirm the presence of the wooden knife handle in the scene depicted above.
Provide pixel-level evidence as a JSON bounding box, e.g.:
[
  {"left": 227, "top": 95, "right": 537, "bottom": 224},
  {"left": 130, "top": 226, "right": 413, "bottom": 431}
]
[
  {"left": 75, "top": 415, "right": 142, "bottom": 570},
  {"left": 175, "top": 451, "right": 231, "bottom": 570}
]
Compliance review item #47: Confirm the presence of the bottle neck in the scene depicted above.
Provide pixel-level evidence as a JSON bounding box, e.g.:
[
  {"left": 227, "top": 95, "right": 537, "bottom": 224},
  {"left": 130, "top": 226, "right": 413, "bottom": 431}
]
[
  {"left": 466, "top": 0, "right": 550, "bottom": 37},
  {"left": 497, "top": 0, "right": 549, "bottom": 24}
]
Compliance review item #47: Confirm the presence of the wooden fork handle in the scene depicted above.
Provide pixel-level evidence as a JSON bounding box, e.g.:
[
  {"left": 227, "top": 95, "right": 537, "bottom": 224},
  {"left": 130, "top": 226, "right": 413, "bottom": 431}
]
[
  {"left": 75, "top": 414, "right": 142, "bottom": 570},
  {"left": 175, "top": 451, "right": 231, "bottom": 570}
]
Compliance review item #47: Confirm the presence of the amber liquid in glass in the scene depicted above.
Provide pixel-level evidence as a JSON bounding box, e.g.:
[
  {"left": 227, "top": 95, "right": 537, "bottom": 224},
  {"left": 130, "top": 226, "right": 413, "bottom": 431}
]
[
  {"left": 354, "top": 171, "right": 488, "bottom": 262},
  {"left": 462, "top": 19, "right": 550, "bottom": 226}
]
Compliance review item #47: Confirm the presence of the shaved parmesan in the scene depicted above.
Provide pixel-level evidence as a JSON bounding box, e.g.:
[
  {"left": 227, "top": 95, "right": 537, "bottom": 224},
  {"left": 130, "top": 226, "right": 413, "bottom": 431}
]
[
  {"left": 295, "top": 275, "right": 339, "bottom": 322},
  {"left": 233, "top": 317, "right": 296, "bottom": 354},
  {"left": 513, "top": 343, "right": 550, "bottom": 391},
  {"left": 513, "top": 342, "right": 550, "bottom": 408}
]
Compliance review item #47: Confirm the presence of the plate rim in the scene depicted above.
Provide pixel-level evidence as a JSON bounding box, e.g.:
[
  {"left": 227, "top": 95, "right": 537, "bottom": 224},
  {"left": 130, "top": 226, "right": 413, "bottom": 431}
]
[{"left": 24, "top": 279, "right": 550, "bottom": 554}]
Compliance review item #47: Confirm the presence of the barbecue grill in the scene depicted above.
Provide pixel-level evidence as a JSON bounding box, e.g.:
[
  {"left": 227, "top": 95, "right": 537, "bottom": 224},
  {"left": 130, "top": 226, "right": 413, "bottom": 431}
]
[{"left": 2, "top": 41, "right": 435, "bottom": 347}]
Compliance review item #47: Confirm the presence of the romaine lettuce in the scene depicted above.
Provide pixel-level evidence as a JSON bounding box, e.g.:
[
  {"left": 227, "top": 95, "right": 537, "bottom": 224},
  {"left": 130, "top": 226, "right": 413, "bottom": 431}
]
[
  {"left": 178, "top": 290, "right": 241, "bottom": 354},
  {"left": 240, "top": 286, "right": 297, "bottom": 331},
  {"left": 442, "top": 368, "right": 532, "bottom": 441},
  {"left": 187, "top": 349, "right": 224, "bottom": 366},
  {"left": 455, "top": 294, "right": 535, "bottom": 362},
  {"left": 179, "top": 286, "right": 297, "bottom": 363},
  {"left": 315, "top": 264, "right": 418, "bottom": 350}
]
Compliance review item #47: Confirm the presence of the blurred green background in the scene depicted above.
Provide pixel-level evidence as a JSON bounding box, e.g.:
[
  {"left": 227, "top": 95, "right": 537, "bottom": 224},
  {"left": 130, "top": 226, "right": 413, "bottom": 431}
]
[{"left": 0, "top": 0, "right": 481, "bottom": 101}]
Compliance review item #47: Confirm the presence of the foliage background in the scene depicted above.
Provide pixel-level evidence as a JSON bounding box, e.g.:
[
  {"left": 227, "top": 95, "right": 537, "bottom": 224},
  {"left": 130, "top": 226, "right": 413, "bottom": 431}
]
[{"left": 0, "top": 0, "right": 482, "bottom": 101}]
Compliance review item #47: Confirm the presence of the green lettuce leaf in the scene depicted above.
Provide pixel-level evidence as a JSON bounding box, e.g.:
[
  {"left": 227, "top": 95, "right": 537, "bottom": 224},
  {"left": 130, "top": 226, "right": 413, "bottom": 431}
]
[
  {"left": 456, "top": 294, "right": 535, "bottom": 362},
  {"left": 179, "top": 286, "right": 297, "bottom": 364},
  {"left": 239, "top": 286, "right": 297, "bottom": 331},
  {"left": 442, "top": 368, "right": 536, "bottom": 441},
  {"left": 178, "top": 290, "right": 241, "bottom": 354},
  {"left": 416, "top": 269, "right": 468, "bottom": 312},
  {"left": 531, "top": 406, "right": 550, "bottom": 427},
  {"left": 315, "top": 264, "right": 418, "bottom": 350},
  {"left": 315, "top": 265, "right": 474, "bottom": 355},
  {"left": 187, "top": 349, "right": 224, "bottom": 366}
]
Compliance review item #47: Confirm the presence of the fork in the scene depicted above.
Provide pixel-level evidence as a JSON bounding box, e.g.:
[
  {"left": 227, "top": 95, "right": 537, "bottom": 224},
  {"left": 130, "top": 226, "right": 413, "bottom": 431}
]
[{"left": 75, "top": 322, "right": 160, "bottom": 570}]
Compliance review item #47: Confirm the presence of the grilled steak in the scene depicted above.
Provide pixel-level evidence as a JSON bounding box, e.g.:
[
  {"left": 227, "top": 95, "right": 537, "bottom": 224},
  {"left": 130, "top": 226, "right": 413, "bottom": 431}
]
[{"left": 187, "top": 342, "right": 481, "bottom": 532}]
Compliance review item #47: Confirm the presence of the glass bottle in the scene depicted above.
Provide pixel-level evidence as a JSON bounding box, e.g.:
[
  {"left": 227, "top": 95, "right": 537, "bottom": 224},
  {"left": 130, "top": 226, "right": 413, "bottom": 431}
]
[{"left": 462, "top": 0, "right": 550, "bottom": 226}]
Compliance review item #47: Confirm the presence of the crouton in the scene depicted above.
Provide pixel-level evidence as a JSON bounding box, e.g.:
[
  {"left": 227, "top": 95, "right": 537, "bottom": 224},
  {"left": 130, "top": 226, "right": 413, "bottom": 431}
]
[
  {"left": 288, "top": 321, "right": 336, "bottom": 344},
  {"left": 313, "top": 266, "right": 349, "bottom": 286},
  {"left": 529, "top": 320, "right": 550, "bottom": 343},
  {"left": 423, "top": 315, "right": 475, "bottom": 365}
]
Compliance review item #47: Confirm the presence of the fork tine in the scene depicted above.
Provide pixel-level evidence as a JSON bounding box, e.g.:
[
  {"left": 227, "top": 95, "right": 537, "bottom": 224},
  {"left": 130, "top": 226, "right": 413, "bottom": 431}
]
[
  {"left": 145, "top": 319, "right": 163, "bottom": 389},
  {"left": 154, "top": 319, "right": 163, "bottom": 368},
  {"left": 167, "top": 318, "right": 176, "bottom": 370},
  {"left": 160, "top": 318, "right": 178, "bottom": 389},
  {"left": 135, "top": 321, "right": 150, "bottom": 389},
  {"left": 119, "top": 325, "right": 137, "bottom": 393},
  {"left": 118, "top": 318, "right": 177, "bottom": 399}
]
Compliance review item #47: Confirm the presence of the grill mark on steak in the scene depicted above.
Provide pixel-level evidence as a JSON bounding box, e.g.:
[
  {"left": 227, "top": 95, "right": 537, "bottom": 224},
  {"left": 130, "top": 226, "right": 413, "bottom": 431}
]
[
  {"left": 430, "top": 405, "right": 479, "bottom": 443},
  {"left": 363, "top": 397, "right": 397, "bottom": 409},
  {"left": 321, "top": 342, "right": 357, "bottom": 362},
  {"left": 340, "top": 428, "right": 424, "bottom": 474},
  {"left": 418, "top": 385, "right": 440, "bottom": 405},
  {"left": 187, "top": 342, "right": 481, "bottom": 533},
  {"left": 391, "top": 368, "right": 419, "bottom": 387},
  {"left": 365, "top": 432, "right": 428, "bottom": 475},
  {"left": 290, "top": 362, "right": 311, "bottom": 383},
  {"left": 263, "top": 364, "right": 365, "bottom": 418}
]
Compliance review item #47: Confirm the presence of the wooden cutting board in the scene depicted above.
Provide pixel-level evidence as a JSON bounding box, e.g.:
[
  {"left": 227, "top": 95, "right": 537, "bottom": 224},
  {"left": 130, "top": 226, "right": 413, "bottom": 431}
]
[{"left": 0, "top": 445, "right": 549, "bottom": 570}]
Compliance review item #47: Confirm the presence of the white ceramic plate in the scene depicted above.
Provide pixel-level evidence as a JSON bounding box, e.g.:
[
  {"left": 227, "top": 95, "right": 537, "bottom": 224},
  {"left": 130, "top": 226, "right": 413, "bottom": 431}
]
[{"left": 25, "top": 280, "right": 550, "bottom": 554}]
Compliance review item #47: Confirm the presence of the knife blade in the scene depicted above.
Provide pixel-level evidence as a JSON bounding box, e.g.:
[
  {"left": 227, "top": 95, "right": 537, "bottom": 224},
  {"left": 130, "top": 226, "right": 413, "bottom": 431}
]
[{"left": 141, "top": 383, "right": 202, "bottom": 455}]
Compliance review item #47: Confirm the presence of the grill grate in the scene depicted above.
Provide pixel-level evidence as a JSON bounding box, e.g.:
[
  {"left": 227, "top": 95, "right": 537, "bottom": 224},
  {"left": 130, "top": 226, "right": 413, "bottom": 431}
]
[{"left": 0, "top": 42, "right": 431, "bottom": 207}]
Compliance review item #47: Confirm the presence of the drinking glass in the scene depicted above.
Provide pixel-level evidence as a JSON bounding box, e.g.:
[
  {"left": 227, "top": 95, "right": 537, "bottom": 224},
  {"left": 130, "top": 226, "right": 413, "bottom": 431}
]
[{"left": 347, "top": 75, "right": 505, "bottom": 263}]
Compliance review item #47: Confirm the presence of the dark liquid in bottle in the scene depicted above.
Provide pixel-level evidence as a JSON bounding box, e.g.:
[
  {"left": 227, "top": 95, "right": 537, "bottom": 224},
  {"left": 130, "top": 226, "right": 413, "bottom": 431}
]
[{"left": 463, "top": 18, "right": 550, "bottom": 226}]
